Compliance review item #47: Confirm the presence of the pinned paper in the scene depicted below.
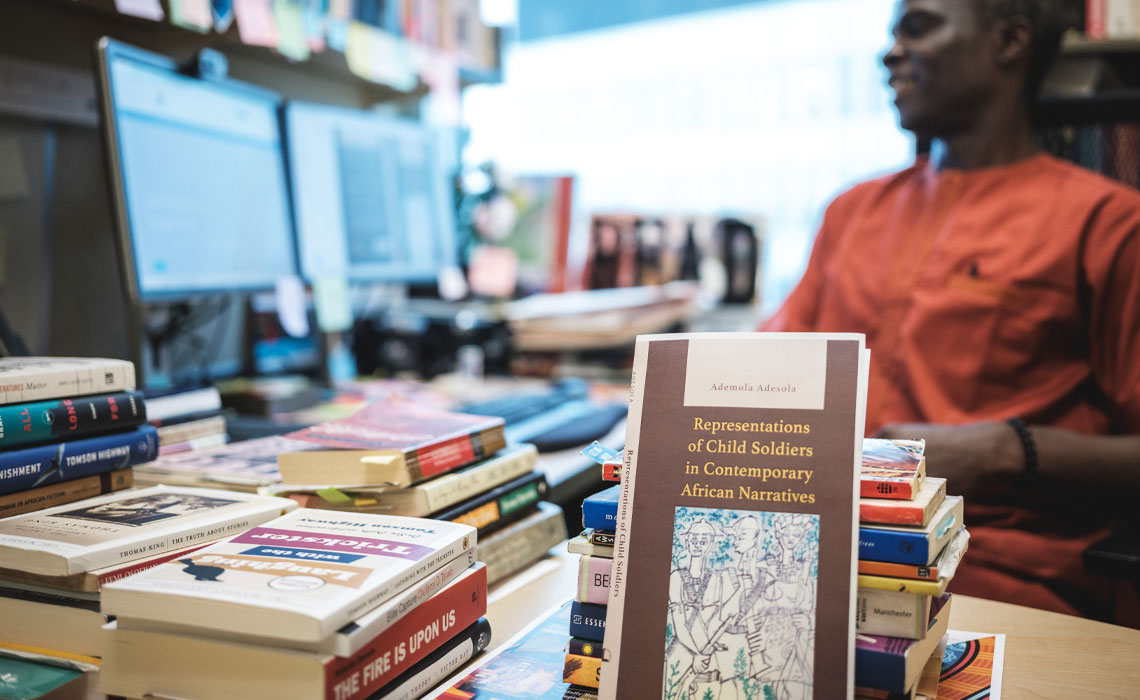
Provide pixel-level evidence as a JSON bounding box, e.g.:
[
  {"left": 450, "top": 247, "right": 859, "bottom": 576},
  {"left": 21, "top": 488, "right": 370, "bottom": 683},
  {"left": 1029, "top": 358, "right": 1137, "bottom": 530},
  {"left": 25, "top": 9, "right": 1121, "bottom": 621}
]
[
  {"left": 325, "top": 0, "right": 350, "bottom": 51},
  {"left": 302, "top": 0, "right": 327, "bottom": 52},
  {"left": 0, "top": 139, "right": 30, "bottom": 200},
  {"left": 274, "top": 275, "right": 309, "bottom": 338},
  {"left": 345, "top": 21, "right": 417, "bottom": 91},
  {"left": 312, "top": 275, "right": 353, "bottom": 333},
  {"left": 581, "top": 441, "right": 621, "bottom": 465},
  {"left": 113, "top": 0, "right": 165, "bottom": 21},
  {"left": 273, "top": 0, "right": 311, "bottom": 61},
  {"left": 234, "top": 0, "right": 278, "bottom": 47},
  {"left": 171, "top": 0, "right": 214, "bottom": 32},
  {"left": 212, "top": 0, "right": 235, "bottom": 31}
]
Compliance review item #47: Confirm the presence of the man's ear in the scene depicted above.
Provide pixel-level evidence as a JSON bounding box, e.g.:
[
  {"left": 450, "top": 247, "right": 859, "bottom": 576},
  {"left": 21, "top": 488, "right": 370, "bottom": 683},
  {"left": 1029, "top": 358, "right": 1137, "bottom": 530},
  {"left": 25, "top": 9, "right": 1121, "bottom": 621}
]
[{"left": 993, "top": 15, "right": 1032, "bottom": 69}]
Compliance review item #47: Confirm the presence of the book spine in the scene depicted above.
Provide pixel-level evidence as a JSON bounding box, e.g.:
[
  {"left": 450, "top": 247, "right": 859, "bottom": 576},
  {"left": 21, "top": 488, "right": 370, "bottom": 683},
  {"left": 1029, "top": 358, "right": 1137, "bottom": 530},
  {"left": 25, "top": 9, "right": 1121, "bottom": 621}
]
[
  {"left": 576, "top": 555, "right": 611, "bottom": 605},
  {"left": 478, "top": 504, "right": 567, "bottom": 585},
  {"left": 324, "top": 563, "right": 488, "bottom": 700},
  {"left": 859, "top": 479, "right": 915, "bottom": 500},
  {"left": 858, "top": 527, "right": 931, "bottom": 566},
  {"left": 409, "top": 426, "right": 507, "bottom": 481},
  {"left": 333, "top": 550, "right": 478, "bottom": 657},
  {"left": 857, "top": 559, "right": 938, "bottom": 581},
  {"left": 857, "top": 574, "right": 945, "bottom": 597},
  {"left": 601, "top": 462, "right": 621, "bottom": 481},
  {"left": 568, "top": 637, "right": 604, "bottom": 658},
  {"left": 1106, "top": 0, "right": 1137, "bottom": 37},
  {"left": 0, "top": 469, "right": 133, "bottom": 520},
  {"left": 855, "top": 589, "right": 929, "bottom": 640},
  {"left": 581, "top": 497, "right": 617, "bottom": 531},
  {"left": 435, "top": 473, "right": 547, "bottom": 536},
  {"left": 859, "top": 499, "right": 928, "bottom": 527},
  {"left": 421, "top": 444, "right": 537, "bottom": 512},
  {"left": 0, "top": 360, "right": 135, "bottom": 406},
  {"left": 853, "top": 640, "right": 909, "bottom": 692},
  {"left": 372, "top": 618, "right": 492, "bottom": 700},
  {"left": 569, "top": 601, "right": 607, "bottom": 642},
  {"left": 155, "top": 415, "right": 227, "bottom": 446},
  {"left": 587, "top": 529, "right": 616, "bottom": 546},
  {"left": 95, "top": 544, "right": 210, "bottom": 590},
  {"left": 0, "top": 425, "right": 159, "bottom": 497},
  {"left": 1087, "top": 0, "right": 1107, "bottom": 38},
  {"left": 0, "top": 391, "right": 146, "bottom": 448},
  {"left": 563, "top": 653, "right": 602, "bottom": 688}
]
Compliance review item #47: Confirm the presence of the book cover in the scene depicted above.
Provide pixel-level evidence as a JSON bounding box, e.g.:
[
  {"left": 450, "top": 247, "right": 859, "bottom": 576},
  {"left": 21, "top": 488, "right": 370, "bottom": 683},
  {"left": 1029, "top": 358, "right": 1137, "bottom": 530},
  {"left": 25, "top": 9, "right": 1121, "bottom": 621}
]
[
  {"left": 102, "top": 509, "right": 477, "bottom": 644},
  {"left": 860, "top": 477, "right": 947, "bottom": 527},
  {"left": 860, "top": 438, "right": 925, "bottom": 500},
  {"left": 859, "top": 496, "right": 964, "bottom": 566},
  {"left": 425, "top": 600, "right": 598, "bottom": 700},
  {"left": 280, "top": 394, "right": 507, "bottom": 485},
  {"left": 563, "top": 653, "right": 602, "bottom": 688},
  {"left": 0, "top": 425, "right": 158, "bottom": 497},
  {"left": 478, "top": 501, "right": 568, "bottom": 585},
  {"left": 581, "top": 485, "right": 619, "bottom": 532},
  {"left": 0, "top": 468, "right": 133, "bottom": 520},
  {"left": 570, "top": 601, "right": 607, "bottom": 642},
  {"left": 0, "top": 485, "right": 296, "bottom": 576},
  {"left": 602, "top": 332, "right": 869, "bottom": 700},
  {"left": 855, "top": 587, "right": 932, "bottom": 639},
  {"left": 567, "top": 536, "right": 613, "bottom": 559},
  {"left": 372, "top": 618, "right": 493, "bottom": 700},
  {"left": 857, "top": 529, "right": 969, "bottom": 582},
  {"left": 576, "top": 554, "right": 611, "bottom": 605},
  {"left": 432, "top": 471, "right": 547, "bottom": 536},
  {"left": 0, "top": 390, "right": 146, "bottom": 449},
  {"left": 101, "top": 566, "right": 488, "bottom": 700},
  {"left": 0, "top": 357, "right": 135, "bottom": 406},
  {"left": 854, "top": 595, "right": 952, "bottom": 693},
  {"left": 136, "top": 434, "right": 317, "bottom": 491}
]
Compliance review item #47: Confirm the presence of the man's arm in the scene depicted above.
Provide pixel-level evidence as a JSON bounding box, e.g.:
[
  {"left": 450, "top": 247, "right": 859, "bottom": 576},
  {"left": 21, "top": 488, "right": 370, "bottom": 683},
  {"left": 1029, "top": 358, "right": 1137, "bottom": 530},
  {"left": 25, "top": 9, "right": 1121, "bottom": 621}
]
[{"left": 874, "top": 421, "right": 1140, "bottom": 495}]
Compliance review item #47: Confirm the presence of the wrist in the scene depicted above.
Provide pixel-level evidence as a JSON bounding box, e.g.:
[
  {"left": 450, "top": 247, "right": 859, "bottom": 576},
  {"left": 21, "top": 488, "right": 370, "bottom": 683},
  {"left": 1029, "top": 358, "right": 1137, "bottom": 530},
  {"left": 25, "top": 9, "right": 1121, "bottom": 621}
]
[{"left": 1005, "top": 418, "right": 1039, "bottom": 484}]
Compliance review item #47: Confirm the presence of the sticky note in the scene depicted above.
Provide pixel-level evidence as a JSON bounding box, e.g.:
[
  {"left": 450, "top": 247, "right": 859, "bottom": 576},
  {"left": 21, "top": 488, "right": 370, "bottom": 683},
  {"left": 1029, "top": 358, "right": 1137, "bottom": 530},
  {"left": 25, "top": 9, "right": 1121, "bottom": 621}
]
[
  {"left": 345, "top": 21, "right": 417, "bottom": 91},
  {"left": 312, "top": 276, "right": 353, "bottom": 333},
  {"left": 171, "top": 0, "right": 213, "bottom": 32},
  {"left": 113, "top": 0, "right": 165, "bottom": 21},
  {"left": 273, "top": 0, "right": 311, "bottom": 61},
  {"left": 234, "top": 0, "right": 278, "bottom": 47}
]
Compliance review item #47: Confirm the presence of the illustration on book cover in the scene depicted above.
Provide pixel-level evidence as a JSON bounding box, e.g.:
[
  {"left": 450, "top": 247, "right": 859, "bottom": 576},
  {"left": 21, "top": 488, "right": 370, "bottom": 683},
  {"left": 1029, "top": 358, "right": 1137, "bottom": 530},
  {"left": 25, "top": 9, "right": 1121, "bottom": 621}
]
[
  {"left": 54, "top": 493, "right": 239, "bottom": 527},
  {"left": 665, "top": 507, "right": 819, "bottom": 700}
]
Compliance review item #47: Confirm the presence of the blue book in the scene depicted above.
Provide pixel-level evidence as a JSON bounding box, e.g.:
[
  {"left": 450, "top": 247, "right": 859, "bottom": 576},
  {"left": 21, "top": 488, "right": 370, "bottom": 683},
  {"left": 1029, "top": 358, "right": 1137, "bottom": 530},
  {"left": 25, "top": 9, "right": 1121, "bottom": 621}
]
[
  {"left": 858, "top": 495, "right": 963, "bottom": 566},
  {"left": 0, "top": 425, "right": 159, "bottom": 497},
  {"left": 581, "top": 484, "right": 619, "bottom": 531},
  {"left": 569, "top": 600, "right": 607, "bottom": 642},
  {"left": 855, "top": 595, "right": 952, "bottom": 693}
]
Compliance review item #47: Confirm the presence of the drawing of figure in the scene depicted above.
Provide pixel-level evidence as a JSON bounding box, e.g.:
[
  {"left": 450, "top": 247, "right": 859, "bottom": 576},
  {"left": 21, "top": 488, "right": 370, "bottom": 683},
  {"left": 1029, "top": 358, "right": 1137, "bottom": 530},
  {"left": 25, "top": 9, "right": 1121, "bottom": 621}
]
[
  {"left": 710, "top": 516, "right": 775, "bottom": 700},
  {"left": 748, "top": 513, "right": 818, "bottom": 700},
  {"left": 664, "top": 519, "right": 725, "bottom": 700}
]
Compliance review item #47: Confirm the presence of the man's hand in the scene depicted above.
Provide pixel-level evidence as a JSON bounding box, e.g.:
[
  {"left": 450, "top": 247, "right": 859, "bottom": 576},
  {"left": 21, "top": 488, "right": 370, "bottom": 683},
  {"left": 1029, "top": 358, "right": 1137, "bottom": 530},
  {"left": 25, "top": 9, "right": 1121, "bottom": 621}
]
[{"left": 872, "top": 421, "right": 1024, "bottom": 496}]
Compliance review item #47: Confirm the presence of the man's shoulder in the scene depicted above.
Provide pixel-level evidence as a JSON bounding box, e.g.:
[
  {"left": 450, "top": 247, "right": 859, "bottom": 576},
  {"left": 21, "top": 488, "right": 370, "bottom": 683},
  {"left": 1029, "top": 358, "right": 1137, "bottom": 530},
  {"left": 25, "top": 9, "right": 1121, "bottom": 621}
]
[{"left": 1034, "top": 154, "right": 1140, "bottom": 206}]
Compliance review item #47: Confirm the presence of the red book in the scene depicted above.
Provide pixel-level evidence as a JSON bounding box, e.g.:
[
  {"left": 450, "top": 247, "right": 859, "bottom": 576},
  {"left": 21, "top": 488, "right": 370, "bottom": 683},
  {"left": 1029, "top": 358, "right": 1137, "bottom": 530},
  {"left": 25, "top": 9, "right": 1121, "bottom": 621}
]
[
  {"left": 1087, "top": 0, "right": 1107, "bottom": 38},
  {"left": 601, "top": 460, "right": 622, "bottom": 482},
  {"left": 279, "top": 395, "right": 506, "bottom": 486},
  {"left": 860, "top": 438, "right": 926, "bottom": 500},
  {"left": 860, "top": 477, "right": 947, "bottom": 526}
]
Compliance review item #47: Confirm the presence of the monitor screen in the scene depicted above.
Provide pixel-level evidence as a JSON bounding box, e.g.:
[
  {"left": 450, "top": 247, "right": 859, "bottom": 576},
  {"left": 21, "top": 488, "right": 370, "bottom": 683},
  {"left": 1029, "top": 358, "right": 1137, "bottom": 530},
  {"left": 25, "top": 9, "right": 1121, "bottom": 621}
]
[
  {"left": 96, "top": 38, "right": 297, "bottom": 301},
  {"left": 284, "top": 101, "right": 458, "bottom": 284}
]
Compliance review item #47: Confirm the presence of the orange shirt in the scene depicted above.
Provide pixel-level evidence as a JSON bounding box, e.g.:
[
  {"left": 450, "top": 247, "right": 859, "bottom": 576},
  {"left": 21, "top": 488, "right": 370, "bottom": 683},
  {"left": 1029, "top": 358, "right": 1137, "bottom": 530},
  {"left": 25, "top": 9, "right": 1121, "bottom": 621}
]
[{"left": 766, "top": 153, "right": 1140, "bottom": 619}]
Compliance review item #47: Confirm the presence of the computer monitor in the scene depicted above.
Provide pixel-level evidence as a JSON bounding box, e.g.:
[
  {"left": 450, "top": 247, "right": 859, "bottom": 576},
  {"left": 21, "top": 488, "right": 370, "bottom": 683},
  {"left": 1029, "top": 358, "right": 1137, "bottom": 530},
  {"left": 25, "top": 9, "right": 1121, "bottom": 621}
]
[
  {"left": 96, "top": 38, "right": 297, "bottom": 302},
  {"left": 283, "top": 101, "right": 458, "bottom": 284}
]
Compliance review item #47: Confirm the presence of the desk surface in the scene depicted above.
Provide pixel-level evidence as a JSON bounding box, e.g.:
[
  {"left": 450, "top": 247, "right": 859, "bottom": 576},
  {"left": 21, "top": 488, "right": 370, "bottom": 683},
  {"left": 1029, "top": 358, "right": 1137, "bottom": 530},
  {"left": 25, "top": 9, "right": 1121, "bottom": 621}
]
[{"left": 484, "top": 547, "right": 1140, "bottom": 700}]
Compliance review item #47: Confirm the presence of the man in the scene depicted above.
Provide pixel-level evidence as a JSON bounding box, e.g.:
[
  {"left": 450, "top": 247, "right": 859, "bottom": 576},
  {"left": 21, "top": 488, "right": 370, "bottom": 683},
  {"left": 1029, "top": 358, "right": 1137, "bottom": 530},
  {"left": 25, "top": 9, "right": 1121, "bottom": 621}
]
[{"left": 765, "top": 0, "right": 1140, "bottom": 624}]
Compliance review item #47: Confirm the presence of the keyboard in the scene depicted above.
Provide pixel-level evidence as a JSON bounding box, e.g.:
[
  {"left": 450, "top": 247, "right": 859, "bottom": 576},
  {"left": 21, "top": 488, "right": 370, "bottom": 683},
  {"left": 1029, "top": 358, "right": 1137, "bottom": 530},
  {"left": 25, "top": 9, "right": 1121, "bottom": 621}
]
[{"left": 458, "top": 378, "right": 591, "bottom": 425}]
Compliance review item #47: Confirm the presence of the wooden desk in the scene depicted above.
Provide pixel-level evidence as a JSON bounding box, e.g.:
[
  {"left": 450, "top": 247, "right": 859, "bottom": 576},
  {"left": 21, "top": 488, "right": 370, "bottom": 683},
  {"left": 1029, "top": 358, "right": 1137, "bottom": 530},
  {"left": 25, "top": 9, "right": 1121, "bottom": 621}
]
[{"left": 484, "top": 547, "right": 1140, "bottom": 700}]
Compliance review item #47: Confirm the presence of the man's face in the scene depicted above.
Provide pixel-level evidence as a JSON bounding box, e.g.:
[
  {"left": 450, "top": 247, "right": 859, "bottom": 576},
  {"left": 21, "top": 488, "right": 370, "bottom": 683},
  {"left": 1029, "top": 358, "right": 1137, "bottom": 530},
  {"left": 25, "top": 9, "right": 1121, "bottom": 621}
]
[{"left": 883, "top": 0, "right": 999, "bottom": 136}]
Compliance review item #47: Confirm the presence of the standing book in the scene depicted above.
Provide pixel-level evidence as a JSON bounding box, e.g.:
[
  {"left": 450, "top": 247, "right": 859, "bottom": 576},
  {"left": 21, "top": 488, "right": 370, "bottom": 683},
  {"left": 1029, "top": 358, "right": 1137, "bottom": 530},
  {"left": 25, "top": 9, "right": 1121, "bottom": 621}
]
[
  {"left": 0, "top": 485, "right": 297, "bottom": 576},
  {"left": 277, "top": 395, "right": 507, "bottom": 487},
  {"left": 601, "top": 332, "right": 869, "bottom": 700},
  {"left": 0, "top": 357, "right": 135, "bottom": 405},
  {"left": 101, "top": 508, "right": 477, "bottom": 645}
]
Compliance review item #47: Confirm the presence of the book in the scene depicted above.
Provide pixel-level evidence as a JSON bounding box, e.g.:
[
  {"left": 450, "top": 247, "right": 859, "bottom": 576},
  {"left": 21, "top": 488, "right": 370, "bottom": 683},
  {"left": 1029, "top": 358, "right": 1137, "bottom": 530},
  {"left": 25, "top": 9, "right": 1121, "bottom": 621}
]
[
  {"left": 563, "top": 653, "right": 602, "bottom": 688},
  {"left": 0, "top": 425, "right": 158, "bottom": 497},
  {"left": 856, "top": 587, "right": 932, "bottom": 639},
  {"left": 566, "top": 535, "right": 613, "bottom": 559},
  {"left": 0, "top": 485, "right": 297, "bottom": 576},
  {"left": 601, "top": 461, "right": 622, "bottom": 482},
  {"left": 135, "top": 434, "right": 317, "bottom": 492},
  {"left": 102, "top": 564, "right": 488, "bottom": 700},
  {"left": 569, "top": 600, "right": 607, "bottom": 642},
  {"left": 567, "top": 637, "right": 603, "bottom": 658},
  {"left": 278, "top": 394, "right": 507, "bottom": 487},
  {"left": 585, "top": 529, "right": 615, "bottom": 546},
  {"left": 0, "top": 357, "right": 135, "bottom": 406},
  {"left": 0, "top": 390, "right": 146, "bottom": 449},
  {"left": 0, "top": 584, "right": 104, "bottom": 657},
  {"left": 425, "top": 600, "right": 597, "bottom": 700},
  {"left": 855, "top": 595, "right": 952, "bottom": 693},
  {"left": 601, "top": 332, "right": 870, "bottom": 700},
  {"left": 858, "top": 529, "right": 969, "bottom": 582},
  {"left": 158, "top": 432, "right": 228, "bottom": 455},
  {"left": 0, "top": 542, "right": 209, "bottom": 593},
  {"left": 372, "top": 617, "right": 493, "bottom": 700},
  {"left": 432, "top": 471, "right": 547, "bottom": 536},
  {"left": 155, "top": 414, "right": 227, "bottom": 447},
  {"left": 576, "top": 554, "right": 611, "bottom": 605},
  {"left": 861, "top": 438, "right": 926, "bottom": 500},
  {"left": 857, "top": 573, "right": 950, "bottom": 597},
  {"left": 267, "top": 443, "right": 538, "bottom": 518},
  {"left": 859, "top": 496, "right": 964, "bottom": 566},
  {"left": 860, "top": 477, "right": 946, "bottom": 527},
  {"left": 144, "top": 385, "right": 222, "bottom": 422},
  {"left": 478, "top": 501, "right": 568, "bottom": 585},
  {"left": 581, "top": 484, "right": 619, "bottom": 531},
  {"left": 102, "top": 509, "right": 477, "bottom": 645},
  {"left": 0, "top": 468, "right": 133, "bottom": 520}
]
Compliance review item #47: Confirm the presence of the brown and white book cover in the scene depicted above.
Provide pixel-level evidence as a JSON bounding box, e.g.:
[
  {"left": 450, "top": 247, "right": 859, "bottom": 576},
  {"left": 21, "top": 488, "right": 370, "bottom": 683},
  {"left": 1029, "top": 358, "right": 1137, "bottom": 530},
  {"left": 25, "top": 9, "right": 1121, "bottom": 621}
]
[{"left": 601, "top": 333, "right": 868, "bottom": 700}]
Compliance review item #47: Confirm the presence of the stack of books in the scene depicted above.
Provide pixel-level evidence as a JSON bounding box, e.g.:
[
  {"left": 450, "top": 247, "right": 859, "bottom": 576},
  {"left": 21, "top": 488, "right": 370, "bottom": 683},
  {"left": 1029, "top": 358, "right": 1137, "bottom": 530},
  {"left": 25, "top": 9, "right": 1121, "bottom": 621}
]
[
  {"left": 143, "top": 385, "right": 228, "bottom": 457},
  {"left": 855, "top": 438, "right": 969, "bottom": 700},
  {"left": 0, "top": 485, "right": 297, "bottom": 658},
  {"left": 0, "top": 357, "right": 155, "bottom": 520},
  {"left": 99, "top": 509, "right": 492, "bottom": 700}
]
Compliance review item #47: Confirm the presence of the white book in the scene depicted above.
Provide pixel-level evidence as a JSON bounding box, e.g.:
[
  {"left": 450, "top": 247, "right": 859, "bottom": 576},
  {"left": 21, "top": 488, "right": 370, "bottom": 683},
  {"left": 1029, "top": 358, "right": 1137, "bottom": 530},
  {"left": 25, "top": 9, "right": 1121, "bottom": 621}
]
[
  {"left": 0, "top": 485, "right": 298, "bottom": 576},
  {"left": 0, "top": 357, "right": 135, "bottom": 405},
  {"left": 102, "top": 509, "right": 477, "bottom": 644}
]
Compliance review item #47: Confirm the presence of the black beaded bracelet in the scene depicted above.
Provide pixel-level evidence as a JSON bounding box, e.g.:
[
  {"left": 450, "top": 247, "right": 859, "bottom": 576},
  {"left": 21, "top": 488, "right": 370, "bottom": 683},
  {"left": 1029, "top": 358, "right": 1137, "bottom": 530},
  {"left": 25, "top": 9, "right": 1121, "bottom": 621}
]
[{"left": 1006, "top": 417, "right": 1038, "bottom": 485}]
